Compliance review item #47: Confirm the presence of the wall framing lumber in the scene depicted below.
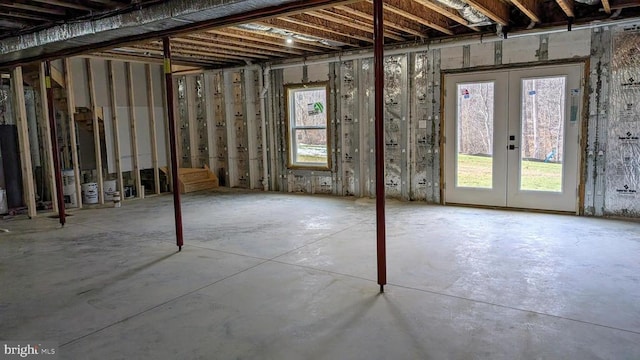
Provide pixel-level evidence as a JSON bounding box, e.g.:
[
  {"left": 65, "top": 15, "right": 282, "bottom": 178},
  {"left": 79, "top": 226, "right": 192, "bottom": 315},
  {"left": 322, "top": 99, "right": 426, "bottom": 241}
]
[{"left": 63, "top": 58, "right": 83, "bottom": 208}]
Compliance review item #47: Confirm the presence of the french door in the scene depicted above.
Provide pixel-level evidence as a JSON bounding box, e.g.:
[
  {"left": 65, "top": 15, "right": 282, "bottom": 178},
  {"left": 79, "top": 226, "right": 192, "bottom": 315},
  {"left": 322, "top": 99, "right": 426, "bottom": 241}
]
[{"left": 443, "top": 64, "right": 583, "bottom": 212}]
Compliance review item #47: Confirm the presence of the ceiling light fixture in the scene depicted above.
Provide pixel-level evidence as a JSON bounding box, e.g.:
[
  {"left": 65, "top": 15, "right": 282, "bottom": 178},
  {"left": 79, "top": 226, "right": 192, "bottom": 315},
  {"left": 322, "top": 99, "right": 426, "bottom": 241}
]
[{"left": 285, "top": 36, "right": 294, "bottom": 44}]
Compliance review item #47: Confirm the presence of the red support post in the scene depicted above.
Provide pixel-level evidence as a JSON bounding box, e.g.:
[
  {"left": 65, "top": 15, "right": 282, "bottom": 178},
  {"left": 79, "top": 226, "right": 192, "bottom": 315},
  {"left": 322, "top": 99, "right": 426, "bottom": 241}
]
[
  {"left": 44, "top": 61, "right": 66, "bottom": 227},
  {"left": 373, "top": 0, "right": 387, "bottom": 293},
  {"left": 162, "top": 37, "right": 184, "bottom": 251}
]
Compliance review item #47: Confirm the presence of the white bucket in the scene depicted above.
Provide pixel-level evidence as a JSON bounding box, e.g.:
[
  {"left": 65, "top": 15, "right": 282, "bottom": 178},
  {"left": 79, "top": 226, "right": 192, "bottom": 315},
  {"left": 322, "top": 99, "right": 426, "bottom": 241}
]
[
  {"left": 62, "top": 170, "right": 75, "bottom": 196},
  {"left": 82, "top": 182, "right": 98, "bottom": 204},
  {"left": 104, "top": 180, "right": 117, "bottom": 201}
]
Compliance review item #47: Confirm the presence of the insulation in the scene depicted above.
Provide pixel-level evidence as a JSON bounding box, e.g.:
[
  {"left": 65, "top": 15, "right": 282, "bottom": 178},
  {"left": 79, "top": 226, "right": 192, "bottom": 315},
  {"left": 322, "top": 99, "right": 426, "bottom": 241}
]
[
  {"left": 434, "top": 0, "right": 489, "bottom": 24},
  {"left": 177, "top": 76, "right": 191, "bottom": 168},
  {"left": 340, "top": 60, "right": 358, "bottom": 196},
  {"left": 605, "top": 24, "right": 640, "bottom": 216},
  {"left": 194, "top": 74, "right": 210, "bottom": 168},
  {"left": 384, "top": 55, "right": 408, "bottom": 199},
  {"left": 211, "top": 71, "right": 229, "bottom": 186},
  {"left": 575, "top": 0, "right": 600, "bottom": 4}
]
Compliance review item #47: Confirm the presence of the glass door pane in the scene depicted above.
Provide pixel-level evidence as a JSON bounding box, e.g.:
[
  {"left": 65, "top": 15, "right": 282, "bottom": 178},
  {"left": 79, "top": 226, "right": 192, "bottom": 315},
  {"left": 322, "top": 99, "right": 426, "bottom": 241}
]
[
  {"left": 519, "top": 77, "right": 566, "bottom": 192},
  {"left": 456, "top": 82, "right": 495, "bottom": 188}
]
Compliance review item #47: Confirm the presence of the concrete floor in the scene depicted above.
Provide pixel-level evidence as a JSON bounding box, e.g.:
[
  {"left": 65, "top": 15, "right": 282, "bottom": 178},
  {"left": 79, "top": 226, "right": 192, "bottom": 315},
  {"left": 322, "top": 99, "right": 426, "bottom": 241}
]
[{"left": 1, "top": 189, "right": 639, "bottom": 359}]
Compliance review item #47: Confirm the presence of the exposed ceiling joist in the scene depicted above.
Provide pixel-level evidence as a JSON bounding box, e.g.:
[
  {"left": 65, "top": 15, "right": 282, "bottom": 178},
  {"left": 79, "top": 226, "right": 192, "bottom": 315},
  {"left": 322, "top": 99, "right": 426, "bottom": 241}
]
[
  {"left": 512, "top": 0, "right": 541, "bottom": 23},
  {"left": 188, "top": 32, "right": 305, "bottom": 55},
  {"left": 465, "top": 0, "right": 510, "bottom": 25},
  {"left": 30, "top": 0, "right": 93, "bottom": 11},
  {"left": 412, "top": 0, "right": 478, "bottom": 31},
  {"left": 174, "top": 36, "right": 295, "bottom": 57},
  {"left": 259, "top": 18, "right": 361, "bottom": 46},
  {"left": 207, "top": 28, "right": 334, "bottom": 52},
  {"left": 0, "top": 3, "right": 66, "bottom": 16},
  {"left": 308, "top": 10, "right": 406, "bottom": 41},
  {"left": 334, "top": 4, "right": 426, "bottom": 38},
  {"left": 1, "top": 11, "right": 50, "bottom": 22},
  {"left": 556, "top": 0, "right": 575, "bottom": 17},
  {"left": 280, "top": 14, "right": 374, "bottom": 43},
  {"left": 379, "top": 0, "right": 454, "bottom": 36}
]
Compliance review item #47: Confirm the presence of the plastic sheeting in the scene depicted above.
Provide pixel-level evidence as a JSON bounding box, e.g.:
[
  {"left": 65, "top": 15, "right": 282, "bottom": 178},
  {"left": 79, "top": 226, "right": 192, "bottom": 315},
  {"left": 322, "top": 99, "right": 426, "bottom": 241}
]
[
  {"left": 384, "top": 55, "right": 408, "bottom": 199},
  {"left": 605, "top": 25, "right": 640, "bottom": 216}
]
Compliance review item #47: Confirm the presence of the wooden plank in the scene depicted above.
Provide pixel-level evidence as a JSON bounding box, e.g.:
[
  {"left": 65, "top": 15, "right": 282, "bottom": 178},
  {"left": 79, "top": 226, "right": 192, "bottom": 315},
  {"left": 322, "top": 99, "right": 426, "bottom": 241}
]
[
  {"left": 282, "top": 13, "right": 376, "bottom": 43},
  {"left": 12, "top": 67, "right": 37, "bottom": 218},
  {"left": 126, "top": 62, "right": 143, "bottom": 198},
  {"left": 335, "top": 3, "right": 427, "bottom": 38},
  {"left": 146, "top": 64, "right": 160, "bottom": 195},
  {"left": 107, "top": 60, "right": 124, "bottom": 198},
  {"left": 85, "top": 58, "right": 105, "bottom": 204},
  {"left": 381, "top": 0, "right": 454, "bottom": 35},
  {"left": 38, "top": 62, "right": 59, "bottom": 213},
  {"left": 601, "top": 0, "right": 611, "bottom": 13},
  {"left": 512, "top": 0, "right": 541, "bottom": 23},
  {"left": 555, "top": 0, "right": 574, "bottom": 17},
  {"left": 465, "top": 0, "right": 510, "bottom": 25},
  {"left": 63, "top": 58, "right": 83, "bottom": 208}
]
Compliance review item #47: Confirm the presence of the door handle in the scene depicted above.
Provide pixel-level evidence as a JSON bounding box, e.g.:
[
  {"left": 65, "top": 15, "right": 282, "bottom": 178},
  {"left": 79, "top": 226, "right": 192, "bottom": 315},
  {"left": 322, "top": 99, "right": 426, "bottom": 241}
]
[{"left": 508, "top": 145, "right": 518, "bottom": 150}]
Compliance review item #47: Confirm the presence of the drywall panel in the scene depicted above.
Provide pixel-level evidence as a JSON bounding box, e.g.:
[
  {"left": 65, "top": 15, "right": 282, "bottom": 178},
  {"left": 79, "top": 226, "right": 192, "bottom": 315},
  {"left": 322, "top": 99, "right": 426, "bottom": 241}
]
[
  {"left": 135, "top": 106, "right": 152, "bottom": 170},
  {"left": 71, "top": 57, "right": 89, "bottom": 108},
  {"left": 283, "top": 66, "right": 303, "bottom": 84},
  {"left": 440, "top": 47, "right": 463, "bottom": 70},
  {"left": 91, "top": 59, "right": 110, "bottom": 107},
  {"left": 132, "top": 63, "right": 149, "bottom": 108},
  {"left": 548, "top": 29, "right": 591, "bottom": 60},
  {"left": 502, "top": 36, "right": 540, "bottom": 64},
  {"left": 470, "top": 42, "right": 495, "bottom": 67},
  {"left": 113, "top": 61, "right": 128, "bottom": 107},
  {"left": 116, "top": 107, "right": 133, "bottom": 172}
]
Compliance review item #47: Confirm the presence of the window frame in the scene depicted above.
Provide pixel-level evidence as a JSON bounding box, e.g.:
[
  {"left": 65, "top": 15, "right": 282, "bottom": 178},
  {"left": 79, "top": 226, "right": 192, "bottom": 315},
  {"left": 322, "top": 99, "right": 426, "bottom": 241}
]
[{"left": 285, "top": 82, "right": 331, "bottom": 170}]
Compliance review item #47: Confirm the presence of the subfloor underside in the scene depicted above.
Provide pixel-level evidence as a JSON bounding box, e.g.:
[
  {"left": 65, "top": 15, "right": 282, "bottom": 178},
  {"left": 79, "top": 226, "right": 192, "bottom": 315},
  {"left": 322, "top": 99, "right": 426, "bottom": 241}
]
[{"left": 1, "top": 189, "right": 639, "bottom": 359}]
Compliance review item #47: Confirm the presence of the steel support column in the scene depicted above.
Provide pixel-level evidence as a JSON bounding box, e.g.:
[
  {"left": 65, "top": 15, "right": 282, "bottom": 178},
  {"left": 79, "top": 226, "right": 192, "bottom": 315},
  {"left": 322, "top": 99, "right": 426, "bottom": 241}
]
[
  {"left": 163, "top": 37, "right": 184, "bottom": 251},
  {"left": 44, "top": 61, "right": 66, "bottom": 226},
  {"left": 373, "top": 0, "right": 387, "bottom": 293}
]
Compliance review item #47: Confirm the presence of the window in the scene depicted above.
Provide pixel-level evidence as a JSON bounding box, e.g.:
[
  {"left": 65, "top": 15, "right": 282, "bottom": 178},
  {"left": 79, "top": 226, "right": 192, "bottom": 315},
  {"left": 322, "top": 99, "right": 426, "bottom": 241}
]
[{"left": 286, "top": 83, "right": 330, "bottom": 169}]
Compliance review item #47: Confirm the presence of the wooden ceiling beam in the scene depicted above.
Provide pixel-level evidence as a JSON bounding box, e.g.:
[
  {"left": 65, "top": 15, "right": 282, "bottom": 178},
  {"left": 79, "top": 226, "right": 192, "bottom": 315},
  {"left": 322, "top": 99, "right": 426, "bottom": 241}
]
[
  {"left": 259, "top": 18, "right": 362, "bottom": 46},
  {"left": 555, "top": 0, "right": 574, "bottom": 17},
  {"left": 173, "top": 36, "right": 294, "bottom": 57},
  {"left": 512, "top": 0, "right": 541, "bottom": 23},
  {"left": 208, "top": 28, "right": 335, "bottom": 52},
  {"left": 601, "top": 0, "right": 611, "bottom": 13},
  {"left": 187, "top": 32, "right": 305, "bottom": 55},
  {"left": 335, "top": 4, "right": 427, "bottom": 38},
  {"left": 310, "top": 10, "right": 406, "bottom": 41},
  {"left": 30, "top": 0, "right": 93, "bottom": 11},
  {"left": 0, "top": 3, "right": 66, "bottom": 16},
  {"left": 378, "top": 0, "right": 454, "bottom": 35},
  {"left": 280, "top": 14, "right": 374, "bottom": 43},
  {"left": 1, "top": 11, "right": 51, "bottom": 22},
  {"left": 465, "top": 0, "right": 510, "bottom": 25},
  {"left": 130, "top": 44, "right": 250, "bottom": 61},
  {"left": 412, "top": 0, "right": 478, "bottom": 31},
  {"left": 157, "top": 41, "right": 271, "bottom": 59}
]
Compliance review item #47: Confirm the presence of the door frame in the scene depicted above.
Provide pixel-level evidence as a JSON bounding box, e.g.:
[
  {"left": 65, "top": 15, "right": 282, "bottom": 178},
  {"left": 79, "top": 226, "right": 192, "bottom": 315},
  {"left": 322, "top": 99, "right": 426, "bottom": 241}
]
[{"left": 440, "top": 60, "right": 588, "bottom": 214}]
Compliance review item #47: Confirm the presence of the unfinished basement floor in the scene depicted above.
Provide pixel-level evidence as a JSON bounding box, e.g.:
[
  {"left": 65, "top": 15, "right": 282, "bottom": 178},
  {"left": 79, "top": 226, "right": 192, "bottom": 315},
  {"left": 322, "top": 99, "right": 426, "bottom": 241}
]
[{"left": 1, "top": 189, "right": 639, "bottom": 359}]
